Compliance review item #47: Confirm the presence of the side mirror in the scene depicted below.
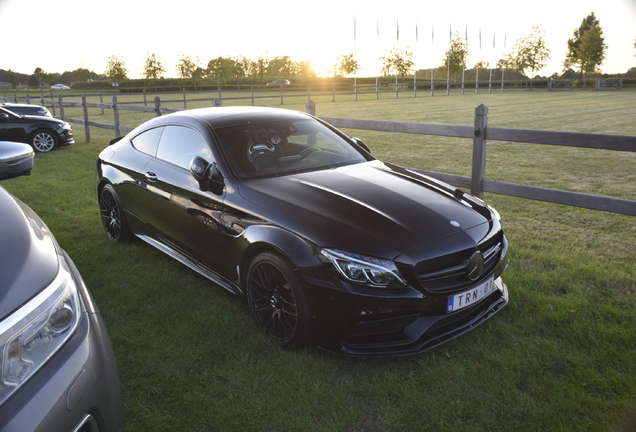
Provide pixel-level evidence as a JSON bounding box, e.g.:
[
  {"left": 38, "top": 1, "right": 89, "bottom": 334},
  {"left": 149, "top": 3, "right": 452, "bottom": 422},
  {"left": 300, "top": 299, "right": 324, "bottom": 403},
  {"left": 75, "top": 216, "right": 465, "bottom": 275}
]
[
  {"left": 191, "top": 156, "right": 224, "bottom": 194},
  {"left": 350, "top": 137, "right": 371, "bottom": 153},
  {"left": 0, "top": 113, "right": 10, "bottom": 122},
  {"left": 0, "top": 141, "right": 35, "bottom": 180}
]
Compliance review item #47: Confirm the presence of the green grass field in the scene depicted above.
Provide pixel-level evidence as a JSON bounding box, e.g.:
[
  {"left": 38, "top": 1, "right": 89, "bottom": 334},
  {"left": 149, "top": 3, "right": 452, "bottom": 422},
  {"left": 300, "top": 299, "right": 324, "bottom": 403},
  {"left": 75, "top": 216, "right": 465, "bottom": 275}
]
[{"left": 3, "top": 90, "right": 635, "bottom": 431}]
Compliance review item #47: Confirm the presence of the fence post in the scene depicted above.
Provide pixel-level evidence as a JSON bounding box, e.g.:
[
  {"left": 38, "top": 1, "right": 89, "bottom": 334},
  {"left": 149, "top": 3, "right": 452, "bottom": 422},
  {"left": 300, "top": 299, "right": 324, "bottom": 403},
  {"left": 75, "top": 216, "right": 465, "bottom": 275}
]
[
  {"left": 58, "top": 95, "right": 65, "bottom": 119},
  {"left": 306, "top": 100, "right": 315, "bottom": 116},
  {"left": 82, "top": 95, "right": 91, "bottom": 142},
  {"left": 471, "top": 104, "right": 488, "bottom": 198},
  {"left": 154, "top": 96, "right": 162, "bottom": 116},
  {"left": 183, "top": 87, "right": 187, "bottom": 109},
  {"left": 112, "top": 96, "right": 121, "bottom": 138},
  {"left": 354, "top": 77, "right": 358, "bottom": 101}
]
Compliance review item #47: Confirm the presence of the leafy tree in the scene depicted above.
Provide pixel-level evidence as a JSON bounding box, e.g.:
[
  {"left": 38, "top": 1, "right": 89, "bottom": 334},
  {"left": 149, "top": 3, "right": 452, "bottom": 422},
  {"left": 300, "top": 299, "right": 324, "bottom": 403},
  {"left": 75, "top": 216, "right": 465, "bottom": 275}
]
[
  {"left": 506, "top": 26, "right": 550, "bottom": 82},
  {"left": 176, "top": 55, "right": 199, "bottom": 80},
  {"left": 337, "top": 54, "right": 360, "bottom": 77},
  {"left": 105, "top": 55, "right": 128, "bottom": 85},
  {"left": 73, "top": 68, "right": 98, "bottom": 82},
  {"left": 33, "top": 67, "right": 46, "bottom": 88},
  {"left": 381, "top": 46, "right": 414, "bottom": 78},
  {"left": 576, "top": 23, "right": 607, "bottom": 76},
  {"left": 233, "top": 56, "right": 251, "bottom": 82},
  {"left": 443, "top": 33, "right": 468, "bottom": 79},
  {"left": 267, "top": 56, "right": 297, "bottom": 78},
  {"left": 250, "top": 55, "right": 269, "bottom": 83},
  {"left": 297, "top": 61, "right": 316, "bottom": 81},
  {"left": 142, "top": 53, "right": 165, "bottom": 85},
  {"left": 207, "top": 57, "right": 238, "bottom": 84},
  {"left": 565, "top": 13, "right": 607, "bottom": 81}
]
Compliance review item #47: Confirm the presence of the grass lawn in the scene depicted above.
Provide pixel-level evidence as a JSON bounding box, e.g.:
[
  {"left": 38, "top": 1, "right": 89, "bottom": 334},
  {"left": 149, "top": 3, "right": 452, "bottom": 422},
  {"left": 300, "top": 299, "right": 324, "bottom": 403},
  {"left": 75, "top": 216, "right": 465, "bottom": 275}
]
[{"left": 2, "top": 89, "right": 635, "bottom": 431}]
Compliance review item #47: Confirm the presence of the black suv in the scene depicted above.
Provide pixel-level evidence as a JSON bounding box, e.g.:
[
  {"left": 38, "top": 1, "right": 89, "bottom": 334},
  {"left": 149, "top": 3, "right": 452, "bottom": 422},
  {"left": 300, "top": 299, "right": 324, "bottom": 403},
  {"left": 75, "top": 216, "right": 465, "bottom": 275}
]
[
  {"left": 0, "top": 106, "right": 74, "bottom": 152},
  {"left": 0, "top": 103, "right": 52, "bottom": 117}
]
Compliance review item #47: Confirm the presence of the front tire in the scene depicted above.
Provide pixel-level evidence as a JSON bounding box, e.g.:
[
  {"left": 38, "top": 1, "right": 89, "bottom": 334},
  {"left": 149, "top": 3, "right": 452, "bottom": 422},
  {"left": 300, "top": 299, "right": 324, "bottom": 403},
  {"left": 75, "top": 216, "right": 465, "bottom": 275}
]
[
  {"left": 30, "top": 129, "right": 58, "bottom": 152},
  {"left": 246, "top": 252, "right": 312, "bottom": 348},
  {"left": 99, "top": 184, "right": 133, "bottom": 242}
]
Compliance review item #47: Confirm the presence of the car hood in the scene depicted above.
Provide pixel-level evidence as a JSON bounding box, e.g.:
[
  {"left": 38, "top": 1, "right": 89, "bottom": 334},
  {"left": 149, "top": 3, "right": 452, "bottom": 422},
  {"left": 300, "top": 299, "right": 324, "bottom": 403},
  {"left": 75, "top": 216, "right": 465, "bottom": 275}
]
[
  {"left": 19, "top": 114, "right": 64, "bottom": 125},
  {"left": 0, "top": 187, "right": 59, "bottom": 319},
  {"left": 237, "top": 161, "right": 495, "bottom": 258}
]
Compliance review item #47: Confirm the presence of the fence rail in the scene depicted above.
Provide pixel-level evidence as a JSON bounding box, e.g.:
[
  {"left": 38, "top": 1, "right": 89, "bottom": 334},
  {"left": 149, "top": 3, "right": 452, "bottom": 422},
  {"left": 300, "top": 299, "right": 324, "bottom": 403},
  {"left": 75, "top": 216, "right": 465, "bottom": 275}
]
[
  {"left": 5, "top": 94, "right": 635, "bottom": 216},
  {"left": 318, "top": 105, "right": 635, "bottom": 216}
]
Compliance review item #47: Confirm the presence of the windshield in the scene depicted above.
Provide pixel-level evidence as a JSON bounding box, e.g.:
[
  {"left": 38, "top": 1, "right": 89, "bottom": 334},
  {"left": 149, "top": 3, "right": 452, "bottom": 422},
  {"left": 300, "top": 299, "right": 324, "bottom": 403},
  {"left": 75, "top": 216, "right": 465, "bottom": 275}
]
[{"left": 215, "top": 118, "right": 368, "bottom": 179}]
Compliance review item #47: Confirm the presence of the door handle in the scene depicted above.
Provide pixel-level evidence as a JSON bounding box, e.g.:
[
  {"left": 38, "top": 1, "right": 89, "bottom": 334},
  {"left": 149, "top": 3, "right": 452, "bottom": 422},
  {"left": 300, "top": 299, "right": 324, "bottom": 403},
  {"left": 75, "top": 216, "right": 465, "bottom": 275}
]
[{"left": 144, "top": 171, "right": 157, "bottom": 182}]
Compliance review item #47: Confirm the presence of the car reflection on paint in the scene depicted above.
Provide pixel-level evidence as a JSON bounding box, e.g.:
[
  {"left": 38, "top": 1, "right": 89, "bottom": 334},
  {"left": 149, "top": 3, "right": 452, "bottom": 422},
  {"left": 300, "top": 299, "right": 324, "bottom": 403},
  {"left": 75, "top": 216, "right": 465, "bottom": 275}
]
[{"left": 96, "top": 106, "right": 510, "bottom": 357}]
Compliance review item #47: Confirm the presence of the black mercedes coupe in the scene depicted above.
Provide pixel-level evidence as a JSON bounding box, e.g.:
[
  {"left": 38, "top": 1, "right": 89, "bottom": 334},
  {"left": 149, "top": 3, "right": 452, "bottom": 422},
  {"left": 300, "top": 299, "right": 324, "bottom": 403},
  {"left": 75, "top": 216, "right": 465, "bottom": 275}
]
[{"left": 96, "top": 107, "right": 510, "bottom": 357}]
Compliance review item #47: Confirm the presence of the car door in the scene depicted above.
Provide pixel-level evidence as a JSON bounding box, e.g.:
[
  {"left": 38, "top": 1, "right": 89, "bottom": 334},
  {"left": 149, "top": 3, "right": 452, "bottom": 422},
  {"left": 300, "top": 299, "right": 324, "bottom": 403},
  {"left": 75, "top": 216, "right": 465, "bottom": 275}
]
[
  {"left": 139, "top": 124, "right": 235, "bottom": 276},
  {"left": 0, "top": 108, "right": 28, "bottom": 143}
]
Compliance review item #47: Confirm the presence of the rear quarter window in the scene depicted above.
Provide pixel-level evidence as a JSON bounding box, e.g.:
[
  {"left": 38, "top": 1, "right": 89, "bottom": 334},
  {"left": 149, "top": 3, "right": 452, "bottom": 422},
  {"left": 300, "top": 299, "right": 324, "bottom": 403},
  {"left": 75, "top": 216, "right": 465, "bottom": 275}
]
[{"left": 131, "top": 127, "right": 164, "bottom": 156}]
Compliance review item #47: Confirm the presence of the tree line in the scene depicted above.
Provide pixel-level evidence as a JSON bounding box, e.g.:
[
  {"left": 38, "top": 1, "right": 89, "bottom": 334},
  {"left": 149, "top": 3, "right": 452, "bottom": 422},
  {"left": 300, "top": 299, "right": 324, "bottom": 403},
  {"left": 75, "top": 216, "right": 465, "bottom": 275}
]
[{"left": 2, "top": 13, "right": 634, "bottom": 90}]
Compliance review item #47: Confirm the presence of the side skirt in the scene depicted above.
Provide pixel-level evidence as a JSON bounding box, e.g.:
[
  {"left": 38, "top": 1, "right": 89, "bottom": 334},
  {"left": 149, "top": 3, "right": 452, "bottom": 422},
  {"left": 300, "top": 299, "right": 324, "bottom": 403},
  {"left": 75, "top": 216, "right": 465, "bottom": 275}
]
[{"left": 136, "top": 234, "right": 242, "bottom": 296}]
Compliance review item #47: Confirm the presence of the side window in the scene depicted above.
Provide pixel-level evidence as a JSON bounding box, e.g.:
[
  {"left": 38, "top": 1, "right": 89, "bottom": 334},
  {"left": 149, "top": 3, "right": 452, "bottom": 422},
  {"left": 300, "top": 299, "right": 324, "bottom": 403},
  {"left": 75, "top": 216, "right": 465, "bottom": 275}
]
[
  {"left": 131, "top": 126, "right": 163, "bottom": 156},
  {"left": 156, "top": 125, "right": 212, "bottom": 170}
]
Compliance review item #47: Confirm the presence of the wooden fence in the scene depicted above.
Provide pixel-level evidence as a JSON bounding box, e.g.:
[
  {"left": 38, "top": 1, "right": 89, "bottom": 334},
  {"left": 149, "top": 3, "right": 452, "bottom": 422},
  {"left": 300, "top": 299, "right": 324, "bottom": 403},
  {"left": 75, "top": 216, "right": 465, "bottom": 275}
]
[
  {"left": 312, "top": 103, "right": 635, "bottom": 216},
  {"left": 10, "top": 94, "right": 636, "bottom": 216}
]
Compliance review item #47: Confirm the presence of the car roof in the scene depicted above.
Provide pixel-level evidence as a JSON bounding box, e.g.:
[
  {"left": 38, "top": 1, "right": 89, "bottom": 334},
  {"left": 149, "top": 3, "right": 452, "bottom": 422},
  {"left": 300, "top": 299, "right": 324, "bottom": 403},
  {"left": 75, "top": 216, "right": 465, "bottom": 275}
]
[
  {"left": 1, "top": 103, "right": 43, "bottom": 108},
  {"left": 148, "top": 107, "right": 312, "bottom": 129}
]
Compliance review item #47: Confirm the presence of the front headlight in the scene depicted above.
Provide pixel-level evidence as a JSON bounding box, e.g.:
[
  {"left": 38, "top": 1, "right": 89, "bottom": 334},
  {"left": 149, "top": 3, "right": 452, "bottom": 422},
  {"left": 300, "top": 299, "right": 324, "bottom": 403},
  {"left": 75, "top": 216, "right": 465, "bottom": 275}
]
[
  {"left": 320, "top": 249, "right": 406, "bottom": 288},
  {"left": 0, "top": 257, "right": 81, "bottom": 406}
]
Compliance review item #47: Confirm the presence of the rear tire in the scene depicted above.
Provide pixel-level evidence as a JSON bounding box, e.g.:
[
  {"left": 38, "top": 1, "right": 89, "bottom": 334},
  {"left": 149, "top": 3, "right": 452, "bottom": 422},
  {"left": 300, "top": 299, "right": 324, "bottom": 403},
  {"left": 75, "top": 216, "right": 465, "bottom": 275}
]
[
  {"left": 246, "top": 252, "right": 312, "bottom": 348},
  {"left": 99, "top": 184, "right": 133, "bottom": 242}
]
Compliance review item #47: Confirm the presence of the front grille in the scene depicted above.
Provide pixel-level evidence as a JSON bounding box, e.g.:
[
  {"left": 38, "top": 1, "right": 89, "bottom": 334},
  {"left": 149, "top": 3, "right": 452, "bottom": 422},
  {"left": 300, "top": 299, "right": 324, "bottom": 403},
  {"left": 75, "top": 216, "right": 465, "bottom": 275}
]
[{"left": 416, "top": 232, "right": 503, "bottom": 293}]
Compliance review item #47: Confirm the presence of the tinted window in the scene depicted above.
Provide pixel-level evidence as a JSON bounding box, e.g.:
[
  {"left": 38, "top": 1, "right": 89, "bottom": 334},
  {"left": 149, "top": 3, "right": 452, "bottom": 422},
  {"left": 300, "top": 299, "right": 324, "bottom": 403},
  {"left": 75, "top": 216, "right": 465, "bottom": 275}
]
[
  {"left": 156, "top": 125, "right": 212, "bottom": 170},
  {"left": 215, "top": 118, "right": 367, "bottom": 178},
  {"left": 131, "top": 126, "right": 163, "bottom": 156}
]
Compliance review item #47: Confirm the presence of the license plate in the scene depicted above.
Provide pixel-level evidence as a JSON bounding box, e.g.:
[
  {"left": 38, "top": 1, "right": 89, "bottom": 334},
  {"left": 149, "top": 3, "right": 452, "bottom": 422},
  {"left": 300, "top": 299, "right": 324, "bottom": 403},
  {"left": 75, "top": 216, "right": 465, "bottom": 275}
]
[{"left": 447, "top": 277, "right": 495, "bottom": 313}]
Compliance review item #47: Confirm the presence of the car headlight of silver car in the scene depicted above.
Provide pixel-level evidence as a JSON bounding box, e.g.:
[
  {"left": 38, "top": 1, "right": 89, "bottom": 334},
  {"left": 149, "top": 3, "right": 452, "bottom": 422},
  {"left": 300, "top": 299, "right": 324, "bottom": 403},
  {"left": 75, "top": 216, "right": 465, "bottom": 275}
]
[
  {"left": 320, "top": 249, "right": 407, "bottom": 288},
  {"left": 0, "top": 257, "right": 81, "bottom": 406}
]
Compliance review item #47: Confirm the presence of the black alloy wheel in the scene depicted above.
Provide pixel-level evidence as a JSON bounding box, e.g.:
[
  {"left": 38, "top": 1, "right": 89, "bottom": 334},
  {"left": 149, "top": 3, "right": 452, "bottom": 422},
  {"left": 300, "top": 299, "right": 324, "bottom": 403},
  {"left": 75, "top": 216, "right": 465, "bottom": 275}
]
[
  {"left": 247, "top": 252, "right": 312, "bottom": 348},
  {"left": 99, "top": 184, "right": 132, "bottom": 242},
  {"left": 30, "top": 129, "right": 58, "bottom": 152}
]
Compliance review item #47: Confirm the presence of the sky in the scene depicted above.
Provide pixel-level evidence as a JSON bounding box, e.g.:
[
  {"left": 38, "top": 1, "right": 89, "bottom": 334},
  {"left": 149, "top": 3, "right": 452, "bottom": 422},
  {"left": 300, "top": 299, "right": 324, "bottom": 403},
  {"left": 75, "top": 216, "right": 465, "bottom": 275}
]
[{"left": 1, "top": 0, "right": 635, "bottom": 79}]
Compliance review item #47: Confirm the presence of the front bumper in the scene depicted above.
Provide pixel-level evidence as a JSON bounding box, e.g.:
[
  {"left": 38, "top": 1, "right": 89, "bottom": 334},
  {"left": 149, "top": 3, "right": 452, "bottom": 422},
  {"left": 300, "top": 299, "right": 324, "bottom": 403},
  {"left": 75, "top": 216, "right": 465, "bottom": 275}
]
[
  {"left": 307, "top": 238, "right": 510, "bottom": 357},
  {"left": 59, "top": 128, "right": 75, "bottom": 146},
  {"left": 0, "top": 252, "right": 123, "bottom": 432},
  {"left": 329, "top": 277, "right": 508, "bottom": 357}
]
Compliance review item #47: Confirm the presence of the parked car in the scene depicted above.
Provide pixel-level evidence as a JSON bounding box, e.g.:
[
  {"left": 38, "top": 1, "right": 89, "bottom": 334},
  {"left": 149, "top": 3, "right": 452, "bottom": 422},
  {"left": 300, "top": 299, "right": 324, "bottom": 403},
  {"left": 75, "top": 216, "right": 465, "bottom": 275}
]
[
  {"left": 0, "top": 106, "right": 74, "bottom": 152},
  {"left": 50, "top": 84, "right": 70, "bottom": 90},
  {"left": 0, "top": 141, "right": 34, "bottom": 179},
  {"left": 266, "top": 79, "right": 290, "bottom": 86},
  {"left": 0, "top": 103, "right": 52, "bottom": 117},
  {"left": 0, "top": 142, "right": 123, "bottom": 431},
  {"left": 96, "top": 107, "right": 510, "bottom": 357}
]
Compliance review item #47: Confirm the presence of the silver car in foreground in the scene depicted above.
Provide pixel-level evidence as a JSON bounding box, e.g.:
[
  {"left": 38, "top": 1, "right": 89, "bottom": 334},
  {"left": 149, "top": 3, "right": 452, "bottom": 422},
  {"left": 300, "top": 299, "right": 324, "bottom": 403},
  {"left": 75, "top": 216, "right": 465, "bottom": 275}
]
[{"left": 0, "top": 142, "right": 123, "bottom": 431}]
